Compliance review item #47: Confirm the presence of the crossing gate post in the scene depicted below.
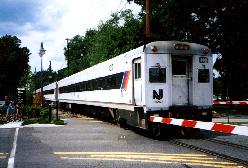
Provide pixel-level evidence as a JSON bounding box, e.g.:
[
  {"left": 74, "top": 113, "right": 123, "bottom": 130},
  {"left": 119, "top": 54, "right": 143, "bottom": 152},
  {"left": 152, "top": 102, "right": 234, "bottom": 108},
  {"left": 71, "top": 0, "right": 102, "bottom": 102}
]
[{"left": 49, "top": 104, "right": 52, "bottom": 122}]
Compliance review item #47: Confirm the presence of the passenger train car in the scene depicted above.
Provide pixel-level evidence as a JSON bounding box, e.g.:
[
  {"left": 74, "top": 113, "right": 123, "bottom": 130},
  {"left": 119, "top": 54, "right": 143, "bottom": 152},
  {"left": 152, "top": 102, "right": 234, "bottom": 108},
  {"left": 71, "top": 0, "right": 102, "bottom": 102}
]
[{"left": 40, "top": 41, "right": 213, "bottom": 133}]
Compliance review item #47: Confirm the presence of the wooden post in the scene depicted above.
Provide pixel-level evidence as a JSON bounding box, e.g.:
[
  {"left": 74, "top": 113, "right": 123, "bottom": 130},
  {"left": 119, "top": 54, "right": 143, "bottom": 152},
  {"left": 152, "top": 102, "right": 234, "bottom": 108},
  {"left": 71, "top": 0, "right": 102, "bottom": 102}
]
[{"left": 146, "top": 0, "right": 151, "bottom": 38}]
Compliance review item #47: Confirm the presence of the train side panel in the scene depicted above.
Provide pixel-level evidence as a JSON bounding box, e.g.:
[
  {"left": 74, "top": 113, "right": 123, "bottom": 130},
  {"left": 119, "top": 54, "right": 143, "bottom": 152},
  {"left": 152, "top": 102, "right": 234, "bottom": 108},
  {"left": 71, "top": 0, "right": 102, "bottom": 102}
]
[
  {"left": 43, "top": 82, "right": 56, "bottom": 101},
  {"left": 57, "top": 49, "right": 144, "bottom": 109}
]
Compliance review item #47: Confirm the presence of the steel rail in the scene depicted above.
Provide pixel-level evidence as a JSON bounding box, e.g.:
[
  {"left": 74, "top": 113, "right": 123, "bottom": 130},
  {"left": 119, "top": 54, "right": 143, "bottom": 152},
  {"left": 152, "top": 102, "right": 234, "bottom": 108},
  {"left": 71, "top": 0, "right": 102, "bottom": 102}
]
[
  {"left": 207, "top": 138, "right": 248, "bottom": 151},
  {"left": 169, "top": 139, "right": 248, "bottom": 167}
]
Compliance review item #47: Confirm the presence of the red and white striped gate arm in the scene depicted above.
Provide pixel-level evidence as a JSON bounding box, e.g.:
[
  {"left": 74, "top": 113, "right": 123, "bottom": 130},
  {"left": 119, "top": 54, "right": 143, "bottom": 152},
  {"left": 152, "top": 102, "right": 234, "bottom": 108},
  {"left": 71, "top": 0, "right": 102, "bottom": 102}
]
[
  {"left": 150, "top": 116, "right": 248, "bottom": 137},
  {"left": 213, "top": 101, "right": 248, "bottom": 105}
]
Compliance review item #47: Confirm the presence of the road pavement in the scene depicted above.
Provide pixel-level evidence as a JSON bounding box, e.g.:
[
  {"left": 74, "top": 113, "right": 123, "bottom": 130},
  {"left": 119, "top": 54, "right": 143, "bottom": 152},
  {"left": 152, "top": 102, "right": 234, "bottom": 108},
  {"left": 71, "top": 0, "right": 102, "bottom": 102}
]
[{"left": 0, "top": 116, "right": 244, "bottom": 168}]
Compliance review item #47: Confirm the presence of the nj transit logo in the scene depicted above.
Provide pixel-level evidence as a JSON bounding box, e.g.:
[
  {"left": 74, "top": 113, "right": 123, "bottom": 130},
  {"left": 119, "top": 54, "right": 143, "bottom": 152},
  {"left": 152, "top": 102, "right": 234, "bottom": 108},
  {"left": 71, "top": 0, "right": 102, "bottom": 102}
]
[{"left": 153, "top": 89, "right": 163, "bottom": 100}]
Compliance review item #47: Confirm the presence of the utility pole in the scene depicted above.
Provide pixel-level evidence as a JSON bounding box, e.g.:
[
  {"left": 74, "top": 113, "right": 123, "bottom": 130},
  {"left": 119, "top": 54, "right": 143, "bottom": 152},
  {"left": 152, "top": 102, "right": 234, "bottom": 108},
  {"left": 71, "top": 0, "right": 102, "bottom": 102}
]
[
  {"left": 49, "top": 61, "right": 52, "bottom": 82},
  {"left": 65, "top": 38, "right": 70, "bottom": 74},
  {"left": 146, "top": 0, "right": 151, "bottom": 38},
  {"left": 34, "top": 67, "right": 37, "bottom": 91}
]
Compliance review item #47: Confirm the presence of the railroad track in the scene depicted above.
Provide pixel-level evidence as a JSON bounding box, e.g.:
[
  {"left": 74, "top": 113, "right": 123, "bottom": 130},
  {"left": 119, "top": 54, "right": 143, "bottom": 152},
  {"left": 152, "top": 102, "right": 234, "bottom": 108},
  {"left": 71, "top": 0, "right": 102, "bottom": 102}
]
[
  {"left": 169, "top": 139, "right": 248, "bottom": 167},
  {"left": 207, "top": 138, "right": 248, "bottom": 151}
]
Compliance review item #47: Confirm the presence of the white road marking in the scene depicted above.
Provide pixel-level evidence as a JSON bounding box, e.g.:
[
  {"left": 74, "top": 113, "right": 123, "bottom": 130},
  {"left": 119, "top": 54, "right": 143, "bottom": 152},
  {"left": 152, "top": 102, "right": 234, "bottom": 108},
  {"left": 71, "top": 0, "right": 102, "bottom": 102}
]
[{"left": 7, "top": 128, "right": 19, "bottom": 168}]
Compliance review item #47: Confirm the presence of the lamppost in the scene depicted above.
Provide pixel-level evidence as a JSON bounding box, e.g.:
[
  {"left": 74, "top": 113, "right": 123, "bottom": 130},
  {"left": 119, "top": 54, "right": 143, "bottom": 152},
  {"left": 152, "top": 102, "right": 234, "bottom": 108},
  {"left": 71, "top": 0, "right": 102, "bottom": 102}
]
[{"left": 39, "top": 42, "right": 46, "bottom": 107}]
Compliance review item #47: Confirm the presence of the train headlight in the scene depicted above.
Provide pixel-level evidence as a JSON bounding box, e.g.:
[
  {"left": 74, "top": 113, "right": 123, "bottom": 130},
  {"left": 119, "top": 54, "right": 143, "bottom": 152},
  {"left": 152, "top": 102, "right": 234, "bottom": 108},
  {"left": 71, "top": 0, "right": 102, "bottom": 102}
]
[
  {"left": 202, "top": 48, "right": 209, "bottom": 55},
  {"left": 155, "top": 63, "right": 160, "bottom": 67},
  {"left": 151, "top": 45, "right": 158, "bottom": 52}
]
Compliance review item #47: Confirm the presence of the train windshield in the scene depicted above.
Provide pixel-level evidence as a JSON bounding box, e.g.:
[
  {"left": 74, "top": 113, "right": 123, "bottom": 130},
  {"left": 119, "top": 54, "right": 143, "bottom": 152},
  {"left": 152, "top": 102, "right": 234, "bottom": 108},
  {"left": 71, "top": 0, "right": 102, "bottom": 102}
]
[
  {"left": 149, "top": 68, "right": 166, "bottom": 83},
  {"left": 198, "top": 69, "right": 209, "bottom": 83}
]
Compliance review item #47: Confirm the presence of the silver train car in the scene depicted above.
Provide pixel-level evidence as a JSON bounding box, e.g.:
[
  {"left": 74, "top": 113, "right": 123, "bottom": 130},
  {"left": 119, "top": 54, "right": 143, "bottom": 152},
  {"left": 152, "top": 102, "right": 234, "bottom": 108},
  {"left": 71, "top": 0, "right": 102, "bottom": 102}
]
[{"left": 40, "top": 41, "right": 213, "bottom": 133}]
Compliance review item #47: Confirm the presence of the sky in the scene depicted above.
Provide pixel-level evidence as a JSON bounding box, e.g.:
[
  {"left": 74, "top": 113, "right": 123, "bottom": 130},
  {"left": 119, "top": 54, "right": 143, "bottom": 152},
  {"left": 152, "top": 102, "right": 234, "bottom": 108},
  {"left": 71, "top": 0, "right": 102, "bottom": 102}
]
[{"left": 0, "top": 0, "right": 141, "bottom": 72}]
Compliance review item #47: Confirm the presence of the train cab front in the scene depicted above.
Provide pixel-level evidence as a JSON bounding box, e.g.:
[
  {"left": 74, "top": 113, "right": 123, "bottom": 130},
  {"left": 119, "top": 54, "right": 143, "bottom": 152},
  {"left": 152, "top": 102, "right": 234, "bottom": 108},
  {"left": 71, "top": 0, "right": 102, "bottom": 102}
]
[{"left": 143, "top": 41, "right": 213, "bottom": 128}]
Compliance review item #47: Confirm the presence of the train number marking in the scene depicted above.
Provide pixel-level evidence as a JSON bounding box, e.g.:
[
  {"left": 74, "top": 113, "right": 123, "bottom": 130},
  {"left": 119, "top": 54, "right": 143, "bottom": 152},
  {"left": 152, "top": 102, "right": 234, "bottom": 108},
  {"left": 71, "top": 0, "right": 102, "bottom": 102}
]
[
  {"left": 109, "top": 64, "right": 113, "bottom": 71},
  {"left": 199, "top": 57, "right": 208, "bottom": 63}
]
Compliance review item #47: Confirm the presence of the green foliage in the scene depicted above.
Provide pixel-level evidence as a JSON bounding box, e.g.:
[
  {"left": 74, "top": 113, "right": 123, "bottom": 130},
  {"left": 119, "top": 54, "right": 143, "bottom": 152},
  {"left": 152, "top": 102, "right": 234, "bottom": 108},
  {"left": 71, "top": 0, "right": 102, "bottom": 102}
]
[
  {"left": 21, "top": 118, "right": 38, "bottom": 125},
  {"left": 40, "top": 107, "right": 49, "bottom": 118},
  {"left": 32, "top": 70, "right": 57, "bottom": 90},
  {"left": 22, "top": 118, "right": 64, "bottom": 126},
  {"left": 57, "top": 68, "right": 68, "bottom": 81},
  {"left": 129, "top": 0, "right": 248, "bottom": 99},
  {"left": 63, "top": 10, "right": 141, "bottom": 75},
  {"left": 0, "top": 35, "right": 30, "bottom": 98},
  {"left": 89, "top": 10, "right": 142, "bottom": 66},
  {"left": 0, "top": 112, "right": 7, "bottom": 124},
  {"left": 22, "top": 105, "right": 40, "bottom": 119},
  {"left": 200, "top": 1, "right": 248, "bottom": 100},
  {"left": 213, "top": 77, "right": 224, "bottom": 99},
  {"left": 33, "top": 1, "right": 247, "bottom": 100},
  {"left": 21, "top": 106, "right": 64, "bottom": 125},
  {"left": 51, "top": 119, "right": 64, "bottom": 125}
]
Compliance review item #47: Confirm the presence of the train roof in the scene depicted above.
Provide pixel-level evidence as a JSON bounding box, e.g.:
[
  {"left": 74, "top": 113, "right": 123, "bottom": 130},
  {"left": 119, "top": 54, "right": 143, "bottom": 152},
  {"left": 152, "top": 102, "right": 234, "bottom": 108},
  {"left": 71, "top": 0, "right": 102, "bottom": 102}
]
[
  {"left": 57, "top": 41, "right": 211, "bottom": 87},
  {"left": 144, "top": 41, "right": 211, "bottom": 55}
]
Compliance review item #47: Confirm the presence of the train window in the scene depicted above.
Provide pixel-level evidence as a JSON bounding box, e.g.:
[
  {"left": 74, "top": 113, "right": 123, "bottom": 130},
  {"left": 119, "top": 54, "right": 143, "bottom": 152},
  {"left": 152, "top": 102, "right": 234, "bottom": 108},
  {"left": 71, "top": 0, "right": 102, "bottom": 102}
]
[
  {"left": 59, "top": 72, "right": 127, "bottom": 93},
  {"left": 106, "top": 77, "right": 110, "bottom": 89},
  {"left": 76, "top": 84, "right": 80, "bottom": 92},
  {"left": 89, "top": 80, "right": 93, "bottom": 91},
  {"left": 135, "top": 63, "right": 141, "bottom": 79},
  {"left": 92, "top": 79, "right": 97, "bottom": 90},
  {"left": 172, "top": 60, "right": 186, "bottom": 75},
  {"left": 69, "top": 85, "right": 73, "bottom": 92},
  {"left": 149, "top": 68, "right": 166, "bottom": 83},
  {"left": 198, "top": 69, "right": 209, "bottom": 83},
  {"left": 116, "top": 73, "right": 123, "bottom": 89},
  {"left": 85, "top": 81, "right": 89, "bottom": 91},
  {"left": 79, "top": 82, "right": 84, "bottom": 91},
  {"left": 98, "top": 78, "right": 103, "bottom": 90}
]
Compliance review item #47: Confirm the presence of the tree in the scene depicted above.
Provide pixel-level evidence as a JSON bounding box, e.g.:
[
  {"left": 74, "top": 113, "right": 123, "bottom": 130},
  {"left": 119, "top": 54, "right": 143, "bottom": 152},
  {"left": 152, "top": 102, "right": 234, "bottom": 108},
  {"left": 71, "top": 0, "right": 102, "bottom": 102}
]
[
  {"left": 88, "top": 10, "right": 142, "bottom": 66},
  {"left": 207, "top": 1, "right": 248, "bottom": 100},
  {"left": 32, "top": 69, "right": 57, "bottom": 90},
  {"left": 127, "top": 0, "right": 202, "bottom": 42},
  {"left": 63, "top": 10, "right": 142, "bottom": 72},
  {"left": 128, "top": 0, "right": 248, "bottom": 100},
  {"left": 0, "top": 35, "right": 30, "bottom": 98}
]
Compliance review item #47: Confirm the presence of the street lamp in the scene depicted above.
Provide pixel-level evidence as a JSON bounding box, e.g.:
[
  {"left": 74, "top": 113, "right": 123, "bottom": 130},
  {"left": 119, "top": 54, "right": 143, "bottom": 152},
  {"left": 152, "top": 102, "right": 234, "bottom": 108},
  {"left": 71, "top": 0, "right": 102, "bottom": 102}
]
[{"left": 39, "top": 42, "right": 46, "bottom": 107}]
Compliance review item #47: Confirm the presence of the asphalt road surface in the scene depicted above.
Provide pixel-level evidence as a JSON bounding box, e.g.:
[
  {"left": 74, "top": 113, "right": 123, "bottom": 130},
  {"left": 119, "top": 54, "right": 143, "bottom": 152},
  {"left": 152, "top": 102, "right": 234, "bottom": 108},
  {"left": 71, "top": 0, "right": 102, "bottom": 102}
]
[{"left": 0, "top": 116, "right": 242, "bottom": 168}]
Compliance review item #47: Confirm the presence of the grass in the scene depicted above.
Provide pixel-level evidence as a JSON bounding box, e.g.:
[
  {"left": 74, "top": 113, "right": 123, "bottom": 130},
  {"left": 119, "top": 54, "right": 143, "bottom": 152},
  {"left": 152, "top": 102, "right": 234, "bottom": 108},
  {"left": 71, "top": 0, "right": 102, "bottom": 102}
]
[{"left": 22, "top": 118, "right": 64, "bottom": 126}]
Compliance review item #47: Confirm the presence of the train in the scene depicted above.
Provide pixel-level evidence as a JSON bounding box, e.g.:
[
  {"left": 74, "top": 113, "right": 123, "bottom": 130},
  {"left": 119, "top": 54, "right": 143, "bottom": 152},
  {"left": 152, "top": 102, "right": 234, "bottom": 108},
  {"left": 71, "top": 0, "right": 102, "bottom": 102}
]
[{"left": 39, "top": 41, "right": 213, "bottom": 135}]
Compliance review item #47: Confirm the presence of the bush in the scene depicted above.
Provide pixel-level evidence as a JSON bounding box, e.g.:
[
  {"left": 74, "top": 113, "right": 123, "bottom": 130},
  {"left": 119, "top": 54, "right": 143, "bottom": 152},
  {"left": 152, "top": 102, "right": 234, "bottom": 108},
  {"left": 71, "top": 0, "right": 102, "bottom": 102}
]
[
  {"left": 0, "top": 115, "right": 7, "bottom": 124},
  {"left": 37, "top": 118, "right": 49, "bottom": 124},
  {"left": 51, "top": 119, "right": 64, "bottom": 125},
  {"left": 40, "top": 107, "right": 49, "bottom": 119},
  {"left": 22, "top": 118, "right": 64, "bottom": 126},
  {"left": 21, "top": 118, "right": 38, "bottom": 125},
  {"left": 22, "top": 105, "right": 41, "bottom": 119}
]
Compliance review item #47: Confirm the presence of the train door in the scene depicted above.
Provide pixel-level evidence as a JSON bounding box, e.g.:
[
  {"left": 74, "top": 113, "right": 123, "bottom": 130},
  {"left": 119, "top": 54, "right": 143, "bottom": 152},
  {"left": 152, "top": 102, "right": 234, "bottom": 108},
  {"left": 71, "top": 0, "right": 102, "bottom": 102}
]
[
  {"left": 172, "top": 56, "right": 192, "bottom": 105},
  {"left": 133, "top": 58, "right": 142, "bottom": 105}
]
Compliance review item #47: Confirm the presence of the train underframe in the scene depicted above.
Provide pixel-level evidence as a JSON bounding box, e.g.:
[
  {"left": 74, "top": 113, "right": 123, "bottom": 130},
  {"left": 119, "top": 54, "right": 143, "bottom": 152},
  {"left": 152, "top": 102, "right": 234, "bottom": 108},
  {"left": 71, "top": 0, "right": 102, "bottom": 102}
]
[{"left": 58, "top": 102, "right": 212, "bottom": 136}]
